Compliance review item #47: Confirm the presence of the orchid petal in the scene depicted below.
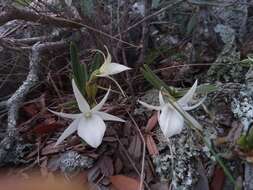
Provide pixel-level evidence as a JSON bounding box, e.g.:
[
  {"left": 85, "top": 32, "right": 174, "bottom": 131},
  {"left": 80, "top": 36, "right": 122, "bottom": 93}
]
[
  {"left": 159, "top": 91, "right": 165, "bottom": 106},
  {"left": 158, "top": 105, "right": 184, "bottom": 138},
  {"left": 48, "top": 109, "right": 81, "bottom": 119},
  {"left": 104, "top": 45, "right": 112, "bottom": 64},
  {"left": 183, "top": 96, "right": 206, "bottom": 111},
  {"left": 72, "top": 79, "right": 90, "bottom": 113},
  {"left": 99, "top": 63, "right": 131, "bottom": 76},
  {"left": 98, "top": 46, "right": 112, "bottom": 74},
  {"left": 178, "top": 80, "right": 198, "bottom": 106},
  {"left": 138, "top": 100, "right": 161, "bottom": 111},
  {"left": 95, "top": 111, "right": 125, "bottom": 122},
  {"left": 91, "top": 87, "right": 110, "bottom": 112},
  {"left": 55, "top": 119, "right": 79, "bottom": 146},
  {"left": 91, "top": 49, "right": 106, "bottom": 61},
  {"left": 77, "top": 115, "right": 106, "bottom": 148},
  {"left": 167, "top": 98, "right": 203, "bottom": 131}
]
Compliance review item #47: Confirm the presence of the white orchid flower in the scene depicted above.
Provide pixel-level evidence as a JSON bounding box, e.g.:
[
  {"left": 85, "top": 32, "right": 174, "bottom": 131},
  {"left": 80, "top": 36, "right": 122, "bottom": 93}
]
[
  {"left": 93, "top": 46, "right": 131, "bottom": 96},
  {"left": 49, "top": 79, "right": 125, "bottom": 148},
  {"left": 97, "top": 46, "right": 131, "bottom": 77},
  {"left": 139, "top": 80, "right": 205, "bottom": 138}
]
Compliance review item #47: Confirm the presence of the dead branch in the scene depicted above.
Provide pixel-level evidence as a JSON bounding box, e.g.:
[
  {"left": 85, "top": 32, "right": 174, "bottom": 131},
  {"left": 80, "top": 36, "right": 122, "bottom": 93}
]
[
  {"left": 0, "top": 40, "right": 67, "bottom": 165},
  {"left": 0, "top": 5, "right": 139, "bottom": 48},
  {"left": 0, "top": 5, "right": 83, "bottom": 28},
  {"left": 114, "top": 0, "right": 184, "bottom": 37}
]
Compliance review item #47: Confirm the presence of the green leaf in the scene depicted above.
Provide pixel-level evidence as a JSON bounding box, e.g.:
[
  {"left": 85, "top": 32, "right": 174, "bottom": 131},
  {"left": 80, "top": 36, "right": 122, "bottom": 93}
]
[
  {"left": 70, "top": 42, "right": 87, "bottom": 96},
  {"left": 141, "top": 64, "right": 178, "bottom": 96},
  {"left": 238, "top": 127, "right": 253, "bottom": 150},
  {"left": 90, "top": 52, "right": 103, "bottom": 75}
]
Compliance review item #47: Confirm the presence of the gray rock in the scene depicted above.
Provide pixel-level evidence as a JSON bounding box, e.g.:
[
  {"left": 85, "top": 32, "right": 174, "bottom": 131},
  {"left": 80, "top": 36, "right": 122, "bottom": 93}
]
[{"left": 48, "top": 151, "right": 94, "bottom": 173}]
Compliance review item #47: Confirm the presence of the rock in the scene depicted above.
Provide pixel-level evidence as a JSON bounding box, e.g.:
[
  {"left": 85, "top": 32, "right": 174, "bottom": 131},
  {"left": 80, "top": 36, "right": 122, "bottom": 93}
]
[
  {"left": 48, "top": 151, "right": 94, "bottom": 173},
  {"left": 152, "top": 128, "right": 200, "bottom": 190},
  {"left": 207, "top": 24, "right": 245, "bottom": 83}
]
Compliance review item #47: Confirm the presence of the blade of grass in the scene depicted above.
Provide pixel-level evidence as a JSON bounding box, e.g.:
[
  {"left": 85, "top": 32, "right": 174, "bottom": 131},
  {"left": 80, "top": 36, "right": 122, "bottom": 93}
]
[{"left": 142, "top": 64, "right": 178, "bottom": 96}]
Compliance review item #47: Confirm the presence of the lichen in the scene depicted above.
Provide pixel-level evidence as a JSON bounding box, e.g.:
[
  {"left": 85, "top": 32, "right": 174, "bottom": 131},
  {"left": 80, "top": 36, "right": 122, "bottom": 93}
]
[
  {"left": 152, "top": 128, "right": 200, "bottom": 190},
  {"left": 58, "top": 151, "right": 94, "bottom": 173},
  {"left": 231, "top": 68, "right": 253, "bottom": 133},
  {"left": 0, "top": 137, "right": 32, "bottom": 166},
  {"left": 207, "top": 24, "right": 244, "bottom": 83},
  {"left": 232, "top": 91, "right": 253, "bottom": 133},
  {"left": 212, "top": 0, "right": 248, "bottom": 40}
]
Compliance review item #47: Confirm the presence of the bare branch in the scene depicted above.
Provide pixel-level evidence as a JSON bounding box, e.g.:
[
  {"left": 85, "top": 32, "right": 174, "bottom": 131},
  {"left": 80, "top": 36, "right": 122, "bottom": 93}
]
[
  {"left": 0, "top": 5, "right": 139, "bottom": 48},
  {"left": 0, "top": 40, "right": 67, "bottom": 165},
  {"left": 0, "top": 6, "right": 82, "bottom": 28}
]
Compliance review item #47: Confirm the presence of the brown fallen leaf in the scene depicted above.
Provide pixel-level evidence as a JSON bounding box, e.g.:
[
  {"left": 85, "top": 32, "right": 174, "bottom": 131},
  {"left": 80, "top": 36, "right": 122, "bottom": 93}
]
[
  {"left": 110, "top": 175, "right": 142, "bottom": 190},
  {"left": 32, "top": 118, "right": 65, "bottom": 136},
  {"left": 145, "top": 113, "right": 158, "bottom": 133},
  {"left": 210, "top": 166, "right": 225, "bottom": 190},
  {"left": 146, "top": 135, "right": 158, "bottom": 156}
]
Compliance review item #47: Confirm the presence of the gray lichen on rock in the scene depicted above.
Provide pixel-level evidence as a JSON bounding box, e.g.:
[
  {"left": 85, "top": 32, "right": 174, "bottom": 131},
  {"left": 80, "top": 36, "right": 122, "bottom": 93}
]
[
  {"left": 212, "top": 0, "right": 248, "bottom": 40},
  {"left": 152, "top": 128, "right": 200, "bottom": 190},
  {"left": 229, "top": 67, "right": 253, "bottom": 190},
  {"left": 231, "top": 68, "right": 253, "bottom": 133},
  {"left": 207, "top": 24, "right": 244, "bottom": 82},
  {"left": 58, "top": 151, "right": 94, "bottom": 173},
  {"left": 0, "top": 137, "right": 32, "bottom": 166},
  {"left": 231, "top": 89, "right": 253, "bottom": 133}
]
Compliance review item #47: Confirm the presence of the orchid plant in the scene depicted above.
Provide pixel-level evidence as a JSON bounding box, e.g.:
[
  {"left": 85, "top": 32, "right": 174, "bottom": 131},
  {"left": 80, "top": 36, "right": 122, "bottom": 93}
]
[
  {"left": 50, "top": 79, "right": 125, "bottom": 148},
  {"left": 139, "top": 80, "right": 205, "bottom": 138},
  {"left": 50, "top": 44, "right": 130, "bottom": 148}
]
